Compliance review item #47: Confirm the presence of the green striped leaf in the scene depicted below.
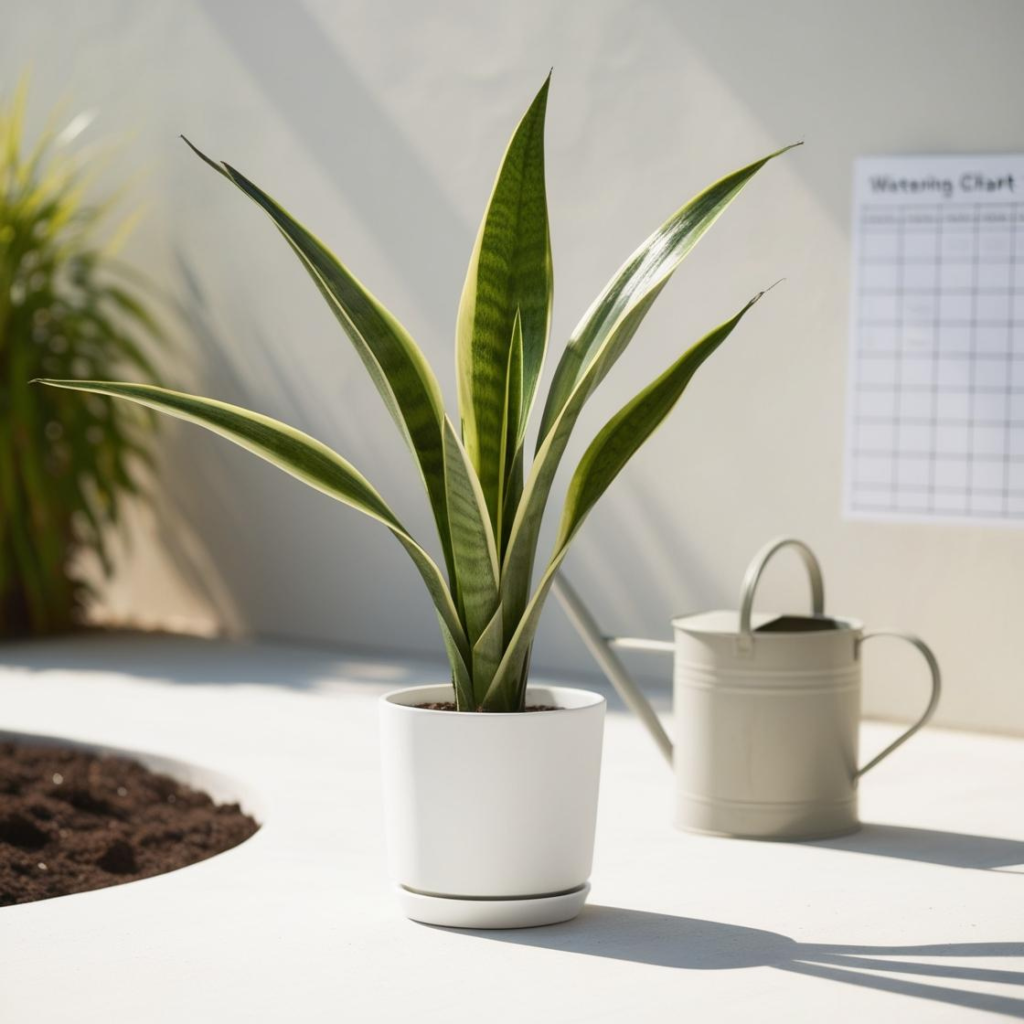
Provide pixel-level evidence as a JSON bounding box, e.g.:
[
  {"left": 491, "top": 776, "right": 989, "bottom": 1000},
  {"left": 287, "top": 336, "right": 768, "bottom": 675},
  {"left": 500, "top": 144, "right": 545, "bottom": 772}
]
[
  {"left": 181, "top": 137, "right": 461, "bottom": 602},
  {"left": 557, "top": 292, "right": 765, "bottom": 539},
  {"left": 442, "top": 416, "right": 499, "bottom": 645},
  {"left": 484, "top": 293, "right": 764, "bottom": 708},
  {"left": 471, "top": 603, "right": 505, "bottom": 707},
  {"left": 538, "top": 143, "right": 800, "bottom": 441},
  {"left": 496, "top": 308, "right": 524, "bottom": 556},
  {"left": 32, "top": 379, "right": 471, "bottom": 676},
  {"left": 500, "top": 443, "right": 524, "bottom": 561},
  {"left": 499, "top": 284, "right": 665, "bottom": 638},
  {"left": 456, "top": 77, "right": 552, "bottom": 534},
  {"left": 501, "top": 145, "right": 797, "bottom": 636},
  {"left": 445, "top": 628, "right": 476, "bottom": 711}
]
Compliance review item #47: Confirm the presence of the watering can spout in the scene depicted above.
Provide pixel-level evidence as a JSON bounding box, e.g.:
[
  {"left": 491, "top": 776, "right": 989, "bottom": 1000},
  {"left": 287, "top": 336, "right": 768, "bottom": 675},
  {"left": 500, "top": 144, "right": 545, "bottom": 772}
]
[{"left": 552, "top": 575, "right": 674, "bottom": 766}]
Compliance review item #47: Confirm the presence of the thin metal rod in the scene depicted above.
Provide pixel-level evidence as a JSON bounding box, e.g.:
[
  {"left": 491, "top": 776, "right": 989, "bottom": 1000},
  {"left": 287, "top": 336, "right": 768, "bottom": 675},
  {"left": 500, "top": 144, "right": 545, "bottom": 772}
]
[
  {"left": 553, "top": 574, "right": 673, "bottom": 766},
  {"left": 607, "top": 637, "right": 676, "bottom": 654}
]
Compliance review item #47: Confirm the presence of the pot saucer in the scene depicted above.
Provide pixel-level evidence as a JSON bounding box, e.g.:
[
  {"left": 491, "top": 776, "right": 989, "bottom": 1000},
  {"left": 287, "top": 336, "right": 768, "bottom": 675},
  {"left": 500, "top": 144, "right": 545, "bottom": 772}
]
[{"left": 397, "top": 882, "right": 590, "bottom": 929}]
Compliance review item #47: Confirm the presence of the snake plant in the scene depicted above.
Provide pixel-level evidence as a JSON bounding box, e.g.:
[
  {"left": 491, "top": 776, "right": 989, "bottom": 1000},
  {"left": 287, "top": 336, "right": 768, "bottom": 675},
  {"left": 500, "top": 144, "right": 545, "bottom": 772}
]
[
  {"left": 37, "top": 77, "right": 795, "bottom": 709},
  {"left": 2, "top": 82, "right": 164, "bottom": 637}
]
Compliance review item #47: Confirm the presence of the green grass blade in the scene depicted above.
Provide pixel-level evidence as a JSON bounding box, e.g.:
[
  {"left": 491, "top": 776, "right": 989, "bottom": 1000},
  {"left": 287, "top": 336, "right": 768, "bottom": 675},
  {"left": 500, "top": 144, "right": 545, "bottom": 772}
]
[
  {"left": 33, "top": 379, "right": 470, "bottom": 670},
  {"left": 456, "top": 77, "right": 552, "bottom": 532},
  {"left": 485, "top": 293, "right": 764, "bottom": 708},
  {"left": 181, "top": 137, "right": 458, "bottom": 595},
  {"left": 538, "top": 144, "right": 799, "bottom": 441}
]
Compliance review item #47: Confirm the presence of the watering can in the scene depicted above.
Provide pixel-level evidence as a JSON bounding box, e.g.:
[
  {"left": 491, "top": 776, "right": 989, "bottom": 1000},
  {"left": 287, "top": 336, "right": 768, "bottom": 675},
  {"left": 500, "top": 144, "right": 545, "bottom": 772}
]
[{"left": 554, "top": 537, "right": 941, "bottom": 840}]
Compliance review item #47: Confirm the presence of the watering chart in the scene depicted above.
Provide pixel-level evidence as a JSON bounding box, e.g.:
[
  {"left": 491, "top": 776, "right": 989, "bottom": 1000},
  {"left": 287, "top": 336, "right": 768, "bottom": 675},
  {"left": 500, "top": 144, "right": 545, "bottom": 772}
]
[{"left": 845, "top": 154, "right": 1024, "bottom": 524}]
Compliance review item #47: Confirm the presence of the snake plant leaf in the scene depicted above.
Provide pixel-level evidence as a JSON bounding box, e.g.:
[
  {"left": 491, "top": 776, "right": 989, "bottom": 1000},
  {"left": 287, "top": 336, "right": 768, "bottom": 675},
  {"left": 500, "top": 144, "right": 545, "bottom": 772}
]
[
  {"left": 484, "top": 293, "right": 764, "bottom": 709},
  {"left": 32, "top": 379, "right": 470, "bottom": 669},
  {"left": 499, "top": 282, "right": 667, "bottom": 637},
  {"left": 500, "top": 443, "right": 525, "bottom": 560},
  {"left": 180, "top": 138, "right": 460, "bottom": 599},
  {"left": 538, "top": 143, "right": 800, "bottom": 442},
  {"left": 471, "top": 602, "right": 505, "bottom": 706},
  {"left": 500, "top": 146, "right": 796, "bottom": 634},
  {"left": 442, "top": 416, "right": 499, "bottom": 644},
  {"left": 496, "top": 309, "right": 525, "bottom": 555},
  {"left": 444, "top": 625, "right": 476, "bottom": 710},
  {"left": 557, "top": 291, "right": 766, "bottom": 539},
  {"left": 456, "top": 77, "right": 552, "bottom": 533}
]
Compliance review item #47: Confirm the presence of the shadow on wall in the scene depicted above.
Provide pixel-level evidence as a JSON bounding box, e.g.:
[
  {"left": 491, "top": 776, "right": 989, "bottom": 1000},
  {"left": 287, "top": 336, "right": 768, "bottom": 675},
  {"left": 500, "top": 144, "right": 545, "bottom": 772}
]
[
  {"left": 460, "top": 906, "right": 1024, "bottom": 1018},
  {"left": 134, "top": 255, "right": 246, "bottom": 632},
  {"left": 651, "top": 0, "right": 1024, "bottom": 228},
  {"left": 194, "top": 0, "right": 471, "bottom": 334},
  {"left": 561, "top": 478, "right": 731, "bottom": 638},
  {"left": 134, "top": 246, "right": 417, "bottom": 646},
  {"left": 136, "top": 0, "right": 483, "bottom": 656},
  {"left": 120, "top": 253, "right": 295, "bottom": 636}
]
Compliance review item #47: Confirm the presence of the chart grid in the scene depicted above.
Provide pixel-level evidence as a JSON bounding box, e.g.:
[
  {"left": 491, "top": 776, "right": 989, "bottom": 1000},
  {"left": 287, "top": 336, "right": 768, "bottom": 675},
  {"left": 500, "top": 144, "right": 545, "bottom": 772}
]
[{"left": 847, "top": 195, "right": 1024, "bottom": 522}]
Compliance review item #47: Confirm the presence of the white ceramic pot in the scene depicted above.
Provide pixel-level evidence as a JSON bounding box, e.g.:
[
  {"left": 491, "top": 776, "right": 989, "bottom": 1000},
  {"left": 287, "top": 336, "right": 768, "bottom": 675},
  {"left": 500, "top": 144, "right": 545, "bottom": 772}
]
[{"left": 379, "top": 683, "right": 605, "bottom": 929}]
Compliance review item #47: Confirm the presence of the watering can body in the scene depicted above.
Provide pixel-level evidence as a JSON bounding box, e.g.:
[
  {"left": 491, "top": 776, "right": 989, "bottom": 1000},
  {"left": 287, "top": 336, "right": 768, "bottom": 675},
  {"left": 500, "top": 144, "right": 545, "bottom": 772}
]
[
  {"left": 555, "top": 538, "right": 941, "bottom": 841},
  {"left": 671, "top": 609, "right": 863, "bottom": 838}
]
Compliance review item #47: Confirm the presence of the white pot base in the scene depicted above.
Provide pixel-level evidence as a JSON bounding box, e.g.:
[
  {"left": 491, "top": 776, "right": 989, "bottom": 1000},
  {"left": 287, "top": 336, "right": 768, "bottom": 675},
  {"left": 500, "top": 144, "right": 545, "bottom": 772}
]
[{"left": 397, "top": 883, "right": 590, "bottom": 929}]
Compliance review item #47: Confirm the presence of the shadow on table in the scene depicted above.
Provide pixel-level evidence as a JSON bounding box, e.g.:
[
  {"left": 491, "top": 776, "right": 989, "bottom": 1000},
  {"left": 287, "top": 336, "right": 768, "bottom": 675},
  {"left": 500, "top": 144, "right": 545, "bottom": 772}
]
[
  {"left": 0, "top": 630, "right": 423, "bottom": 690},
  {"left": 803, "top": 824, "right": 1024, "bottom": 873},
  {"left": 467, "top": 906, "right": 1024, "bottom": 1018},
  {"left": 0, "top": 629, "right": 624, "bottom": 702}
]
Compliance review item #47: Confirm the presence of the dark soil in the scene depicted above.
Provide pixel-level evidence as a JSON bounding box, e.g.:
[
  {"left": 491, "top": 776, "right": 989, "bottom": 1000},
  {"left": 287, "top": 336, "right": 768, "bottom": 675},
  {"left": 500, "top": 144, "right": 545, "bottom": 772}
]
[
  {"left": 415, "top": 703, "right": 562, "bottom": 712},
  {"left": 0, "top": 743, "right": 258, "bottom": 906}
]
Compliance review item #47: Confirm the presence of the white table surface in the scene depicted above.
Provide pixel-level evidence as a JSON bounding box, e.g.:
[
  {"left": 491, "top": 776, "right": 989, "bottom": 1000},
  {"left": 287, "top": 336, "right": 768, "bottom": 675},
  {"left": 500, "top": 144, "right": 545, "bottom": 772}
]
[{"left": 1, "top": 632, "right": 1022, "bottom": 1023}]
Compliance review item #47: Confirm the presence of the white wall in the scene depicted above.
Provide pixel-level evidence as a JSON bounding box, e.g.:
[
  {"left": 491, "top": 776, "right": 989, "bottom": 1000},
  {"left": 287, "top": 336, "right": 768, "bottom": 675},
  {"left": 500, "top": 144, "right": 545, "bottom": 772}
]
[{"left": 5, "top": 0, "right": 1023, "bottom": 733}]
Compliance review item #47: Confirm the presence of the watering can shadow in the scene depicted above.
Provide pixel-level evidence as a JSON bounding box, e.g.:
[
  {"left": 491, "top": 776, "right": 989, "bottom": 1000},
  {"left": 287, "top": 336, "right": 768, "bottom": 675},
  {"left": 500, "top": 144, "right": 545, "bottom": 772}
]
[{"left": 555, "top": 537, "right": 941, "bottom": 840}]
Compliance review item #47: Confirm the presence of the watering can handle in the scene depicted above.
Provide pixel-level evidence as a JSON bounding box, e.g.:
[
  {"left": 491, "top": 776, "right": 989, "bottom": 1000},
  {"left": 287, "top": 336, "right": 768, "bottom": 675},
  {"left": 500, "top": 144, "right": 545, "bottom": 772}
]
[
  {"left": 854, "top": 630, "right": 942, "bottom": 778},
  {"left": 738, "top": 537, "right": 825, "bottom": 652}
]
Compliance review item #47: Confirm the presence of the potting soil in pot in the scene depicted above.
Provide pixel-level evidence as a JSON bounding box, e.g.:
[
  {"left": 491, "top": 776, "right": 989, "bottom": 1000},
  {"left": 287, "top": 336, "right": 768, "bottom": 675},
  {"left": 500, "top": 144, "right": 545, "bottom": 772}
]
[
  {"left": 0, "top": 743, "right": 258, "bottom": 906},
  {"left": 414, "top": 703, "right": 561, "bottom": 711}
]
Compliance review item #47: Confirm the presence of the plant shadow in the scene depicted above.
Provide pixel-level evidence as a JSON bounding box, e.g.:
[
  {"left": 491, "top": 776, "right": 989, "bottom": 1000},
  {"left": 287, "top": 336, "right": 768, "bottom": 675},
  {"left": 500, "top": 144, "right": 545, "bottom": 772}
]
[
  {"left": 461, "top": 905, "right": 1024, "bottom": 1018},
  {"left": 193, "top": 0, "right": 470, "bottom": 339},
  {"left": 0, "top": 629, "right": 428, "bottom": 691},
  {"left": 805, "top": 824, "right": 1024, "bottom": 873}
]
